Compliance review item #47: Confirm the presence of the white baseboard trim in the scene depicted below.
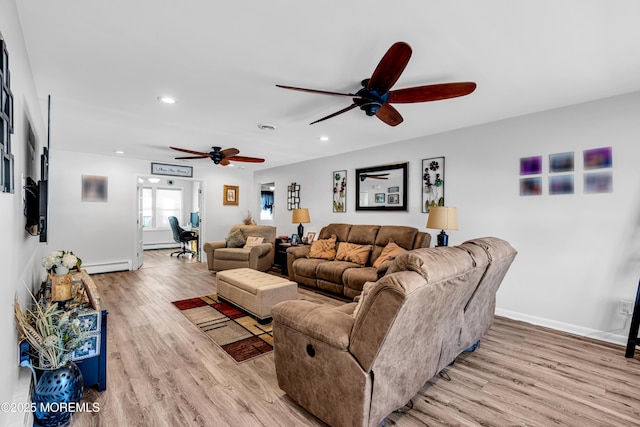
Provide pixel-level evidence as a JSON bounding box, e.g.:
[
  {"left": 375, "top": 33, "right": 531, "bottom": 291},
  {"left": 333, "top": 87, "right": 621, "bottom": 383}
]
[
  {"left": 83, "top": 260, "right": 132, "bottom": 274},
  {"left": 495, "top": 308, "right": 628, "bottom": 346},
  {"left": 143, "top": 243, "right": 180, "bottom": 250}
]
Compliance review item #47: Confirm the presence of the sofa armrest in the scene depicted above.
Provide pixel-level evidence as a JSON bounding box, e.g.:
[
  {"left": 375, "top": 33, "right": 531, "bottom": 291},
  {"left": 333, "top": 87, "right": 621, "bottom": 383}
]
[
  {"left": 204, "top": 241, "right": 226, "bottom": 252},
  {"left": 286, "top": 245, "right": 311, "bottom": 279},
  {"left": 203, "top": 241, "right": 227, "bottom": 270},
  {"left": 272, "top": 300, "right": 354, "bottom": 350},
  {"left": 250, "top": 242, "right": 273, "bottom": 257}
]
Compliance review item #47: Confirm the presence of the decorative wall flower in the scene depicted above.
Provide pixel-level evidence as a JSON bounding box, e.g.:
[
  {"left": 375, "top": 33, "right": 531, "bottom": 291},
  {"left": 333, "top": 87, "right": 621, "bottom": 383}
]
[
  {"left": 333, "top": 171, "right": 346, "bottom": 212},
  {"left": 423, "top": 158, "right": 445, "bottom": 212}
]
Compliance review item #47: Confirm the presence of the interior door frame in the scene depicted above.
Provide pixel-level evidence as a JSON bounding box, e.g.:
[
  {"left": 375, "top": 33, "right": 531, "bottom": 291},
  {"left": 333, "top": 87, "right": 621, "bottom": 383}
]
[{"left": 133, "top": 175, "right": 206, "bottom": 268}]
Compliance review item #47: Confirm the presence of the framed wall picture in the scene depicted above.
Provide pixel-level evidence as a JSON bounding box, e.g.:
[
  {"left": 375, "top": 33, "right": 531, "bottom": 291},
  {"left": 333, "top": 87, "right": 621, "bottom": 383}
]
[
  {"left": 333, "top": 170, "right": 346, "bottom": 212},
  {"left": 549, "top": 152, "right": 574, "bottom": 173},
  {"left": 151, "top": 162, "right": 193, "bottom": 177},
  {"left": 356, "top": 162, "right": 408, "bottom": 211},
  {"left": 584, "top": 172, "right": 613, "bottom": 194},
  {"left": 520, "top": 156, "right": 542, "bottom": 175},
  {"left": 223, "top": 185, "right": 239, "bottom": 205},
  {"left": 82, "top": 175, "right": 108, "bottom": 202},
  {"left": 549, "top": 175, "right": 574, "bottom": 195},
  {"left": 422, "top": 157, "right": 445, "bottom": 213},
  {"left": 519, "top": 177, "right": 542, "bottom": 196},
  {"left": 287, "top": 182, "right": 300, "bottom": 210},
  {"left": 583, "top": 147, "right": 612, "bottom": 170}
]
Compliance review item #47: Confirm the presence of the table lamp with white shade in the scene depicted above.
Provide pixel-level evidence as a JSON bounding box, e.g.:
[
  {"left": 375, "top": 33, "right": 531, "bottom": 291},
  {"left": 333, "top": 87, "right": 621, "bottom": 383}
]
[{"left": 426, "top": 206, "right": 458, "bottom": 247}]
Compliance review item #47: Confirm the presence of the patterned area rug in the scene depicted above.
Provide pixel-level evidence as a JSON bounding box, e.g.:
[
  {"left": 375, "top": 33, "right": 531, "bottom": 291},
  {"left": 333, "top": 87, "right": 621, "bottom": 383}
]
[{"left": 171, "top": 294, "right": 273, "bottom": 363}]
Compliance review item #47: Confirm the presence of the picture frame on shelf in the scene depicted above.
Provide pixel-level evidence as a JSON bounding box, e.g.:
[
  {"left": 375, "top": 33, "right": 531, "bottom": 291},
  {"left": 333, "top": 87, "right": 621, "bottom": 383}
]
[
  {"left": 306, "top": 232, "right": 316, "bottom": 242},
  {"left": 223, "top": 185, "right": 239, "bottom": 205}
]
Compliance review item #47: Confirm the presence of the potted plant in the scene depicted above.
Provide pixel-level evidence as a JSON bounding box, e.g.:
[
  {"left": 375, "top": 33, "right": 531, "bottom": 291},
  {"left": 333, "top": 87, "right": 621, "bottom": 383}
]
[{"left": 14, "top": 291, "right": 85, "bottom": 426}]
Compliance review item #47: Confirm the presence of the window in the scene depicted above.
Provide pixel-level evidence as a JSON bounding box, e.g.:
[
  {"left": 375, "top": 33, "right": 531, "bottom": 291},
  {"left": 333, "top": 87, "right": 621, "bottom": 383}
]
[{"left": 142, "top": 187, "right": 183, "bottom": 228}]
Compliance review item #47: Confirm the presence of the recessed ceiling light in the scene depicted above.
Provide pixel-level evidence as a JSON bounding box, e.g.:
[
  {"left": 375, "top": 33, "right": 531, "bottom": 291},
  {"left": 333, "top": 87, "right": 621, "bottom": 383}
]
[
  {"left": 319, "top": 136, "right": 329, "bottom": 142},
  {"left": 157, "top": 96, "right": 176, "bottom": 104},
  {"left": 114, "top": 150, "right": 124, "bottom": 154},
  {"left": 258, "top": 123, "right": 277, "bottom": 131}
]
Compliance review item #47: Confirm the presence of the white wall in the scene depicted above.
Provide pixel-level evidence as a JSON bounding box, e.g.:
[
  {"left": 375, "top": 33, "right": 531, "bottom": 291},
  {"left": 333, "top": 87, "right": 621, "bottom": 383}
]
[
  {"left": 255, "top": 91, "right": 640, "bottom": 344},
  {"left": 0, "top": 1, "right": 48, "bottom": 423},
  {"left": 48, "top": 150, "right": 254, "bottom": 271}
]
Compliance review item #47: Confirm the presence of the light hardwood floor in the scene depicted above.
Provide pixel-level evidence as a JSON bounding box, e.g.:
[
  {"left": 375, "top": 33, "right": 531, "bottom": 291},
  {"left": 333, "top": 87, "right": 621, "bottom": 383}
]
[{"left": 72, "top": 249, "right": 640, "bottom": 427}]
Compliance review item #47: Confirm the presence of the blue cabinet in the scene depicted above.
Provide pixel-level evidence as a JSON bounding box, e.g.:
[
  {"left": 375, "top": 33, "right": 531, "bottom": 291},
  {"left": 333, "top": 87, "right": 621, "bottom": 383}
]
[{"left": 72, "top": 271, "right": 108, "bottom": 391}]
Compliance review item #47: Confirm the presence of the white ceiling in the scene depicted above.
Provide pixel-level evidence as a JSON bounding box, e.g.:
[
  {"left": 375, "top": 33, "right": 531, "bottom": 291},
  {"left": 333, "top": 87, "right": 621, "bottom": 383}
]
[{"left": 15, "top": 1, "right": 640, "bottom": 171}]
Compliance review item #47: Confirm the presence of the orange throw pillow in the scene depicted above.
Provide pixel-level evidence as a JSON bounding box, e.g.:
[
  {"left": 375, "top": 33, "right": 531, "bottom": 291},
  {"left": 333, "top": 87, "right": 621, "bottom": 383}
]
[
  {"left": 307, "top": 235, "right": 337, "bottom": 260},
  {"left": 336, "top": 242, "right": 372, "bottom": 266},
  {"left": 373, "top": 241, "right": 407, "bottom": 269}
]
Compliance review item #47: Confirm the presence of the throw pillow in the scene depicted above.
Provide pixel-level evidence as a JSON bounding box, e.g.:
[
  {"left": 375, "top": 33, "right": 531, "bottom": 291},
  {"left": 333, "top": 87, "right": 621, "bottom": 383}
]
[
  {"left": 335, "top": 242, "right": 372, "bottom": 266},
  {"left": 226, "top": 229, "right": 246, "bottom": 248},
  {"left": 307, "top": 235, "right": 337, "bottom": 260},
  {"left": 244, "top": 236, "right": 265, "bottom": 248},
  {"left": 372, "top": 240, "right": 407, "bottom": 269}
]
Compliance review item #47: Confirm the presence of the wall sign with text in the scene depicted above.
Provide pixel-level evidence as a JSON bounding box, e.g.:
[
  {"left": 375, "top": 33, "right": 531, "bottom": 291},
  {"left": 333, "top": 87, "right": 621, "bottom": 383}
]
[{"left": 151, "top": 162, "right": 193, "bottom": 177}]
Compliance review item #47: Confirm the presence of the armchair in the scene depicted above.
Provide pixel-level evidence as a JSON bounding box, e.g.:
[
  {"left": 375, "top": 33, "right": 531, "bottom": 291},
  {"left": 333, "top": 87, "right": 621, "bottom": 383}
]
[
  {"left": 203, "top": 225, "right": 276, "bottom": 272},
  {"left": 272, "top": 237, "right": 517, "bottom": 427}
]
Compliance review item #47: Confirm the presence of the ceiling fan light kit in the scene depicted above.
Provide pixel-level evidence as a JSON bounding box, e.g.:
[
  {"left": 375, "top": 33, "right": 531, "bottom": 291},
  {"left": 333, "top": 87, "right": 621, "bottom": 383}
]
[{"left": 277, "top": 41, "right": 476, "bottom": 126}]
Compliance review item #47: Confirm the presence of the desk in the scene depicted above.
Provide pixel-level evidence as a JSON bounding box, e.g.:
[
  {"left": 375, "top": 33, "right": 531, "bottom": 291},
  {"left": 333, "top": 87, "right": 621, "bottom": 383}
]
[{"left": 182, "top": 225, "right": 199, "bottom": 254}]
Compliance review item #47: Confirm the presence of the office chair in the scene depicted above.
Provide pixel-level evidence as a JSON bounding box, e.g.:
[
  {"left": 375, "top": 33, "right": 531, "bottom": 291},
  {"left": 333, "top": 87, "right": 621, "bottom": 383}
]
[{"left": 168, "top": 216, "right": 198, "bottom": 257}]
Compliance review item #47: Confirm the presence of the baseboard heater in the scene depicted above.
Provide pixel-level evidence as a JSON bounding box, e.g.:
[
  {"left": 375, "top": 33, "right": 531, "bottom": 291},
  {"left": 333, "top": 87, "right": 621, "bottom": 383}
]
[{"left": 83, "top": 260, "right": 132, "bottom": 274}]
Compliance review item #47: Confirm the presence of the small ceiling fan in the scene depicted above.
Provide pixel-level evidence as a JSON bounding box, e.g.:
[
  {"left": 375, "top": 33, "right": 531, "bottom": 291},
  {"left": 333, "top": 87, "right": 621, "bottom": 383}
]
[
  {"left": 170, "top": 146, "right": 265, "bottom": 166},
  {"left": 360, "top": 173, "right": 390, "bottom": 181},
  {"left": 276, "top": 41, "right": 476, "bottom": 126}
]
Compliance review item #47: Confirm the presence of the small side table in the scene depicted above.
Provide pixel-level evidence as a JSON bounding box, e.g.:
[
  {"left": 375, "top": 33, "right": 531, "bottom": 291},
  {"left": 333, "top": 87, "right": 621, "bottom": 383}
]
[{"left": 276, "top": 242, "right": 293, "bottom": 275}]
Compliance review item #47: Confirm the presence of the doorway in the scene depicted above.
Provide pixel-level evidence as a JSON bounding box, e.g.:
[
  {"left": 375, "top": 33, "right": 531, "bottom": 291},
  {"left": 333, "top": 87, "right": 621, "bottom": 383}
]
[
  {"left": 135, "top": 175, "right": 205, "bottom": 269},
  {"left": 260, "top": 182, "right": 275, "bottom": 221}
]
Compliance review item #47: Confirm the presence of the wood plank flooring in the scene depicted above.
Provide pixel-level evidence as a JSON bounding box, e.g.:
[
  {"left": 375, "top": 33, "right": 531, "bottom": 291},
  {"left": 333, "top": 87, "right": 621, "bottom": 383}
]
[{"left": 72, "top": 249, "right": 640, "bottom": 427}]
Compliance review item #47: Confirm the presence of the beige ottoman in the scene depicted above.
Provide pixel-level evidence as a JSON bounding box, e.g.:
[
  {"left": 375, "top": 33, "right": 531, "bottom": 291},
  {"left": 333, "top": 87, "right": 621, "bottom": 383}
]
[{"left": 216, "top": 268, "right": 298, "bottom": 322}]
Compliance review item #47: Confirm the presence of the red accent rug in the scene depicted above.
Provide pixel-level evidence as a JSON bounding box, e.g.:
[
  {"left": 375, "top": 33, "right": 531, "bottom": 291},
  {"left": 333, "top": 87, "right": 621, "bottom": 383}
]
[{"left": 171, "top": 294, "right": 273, "bottom": 363}]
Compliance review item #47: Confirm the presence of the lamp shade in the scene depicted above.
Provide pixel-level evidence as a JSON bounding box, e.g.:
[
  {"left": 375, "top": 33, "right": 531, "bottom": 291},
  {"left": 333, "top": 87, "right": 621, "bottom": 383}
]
[
  {"left": 292, "top": 208, "right": 311, "bottom": 224},
  {"left": 426, "top": 206, "right": 458, "bottom": 231}
]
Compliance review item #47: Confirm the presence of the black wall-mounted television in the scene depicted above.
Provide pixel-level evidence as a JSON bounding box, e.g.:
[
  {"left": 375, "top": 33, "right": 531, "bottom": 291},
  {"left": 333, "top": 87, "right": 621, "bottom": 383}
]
[
  {"left": 38, "top": 147, "right": 48, "bottom": 242},
  {"left": 24, "top": 177, "right": 39, "bottom": 235}
]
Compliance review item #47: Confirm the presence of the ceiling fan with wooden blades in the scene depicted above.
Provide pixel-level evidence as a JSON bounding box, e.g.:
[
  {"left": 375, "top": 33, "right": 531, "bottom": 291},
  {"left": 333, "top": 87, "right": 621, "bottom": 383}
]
[
  {"left": 276, "top": 41, "right": 476, "bottom": 127},
  {"left": 170, "top": 146, "right": 265, "bottom": 166}
]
